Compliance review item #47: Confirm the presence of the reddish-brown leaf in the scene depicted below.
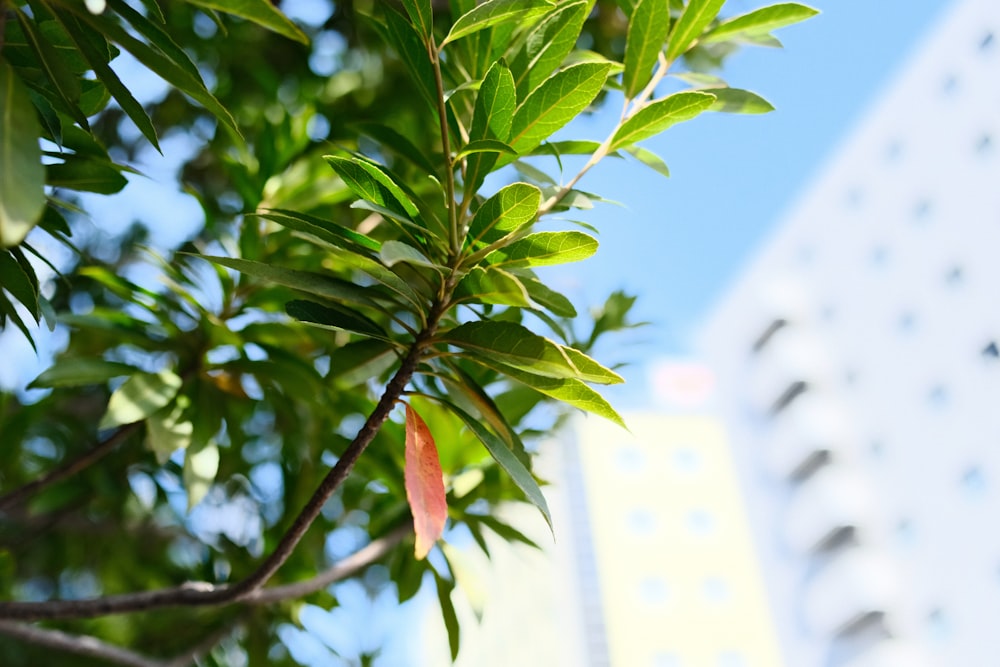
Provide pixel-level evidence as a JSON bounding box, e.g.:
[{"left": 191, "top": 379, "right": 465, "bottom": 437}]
[{"left": 405, "top": 404, "right": 447, "bottom": 559}]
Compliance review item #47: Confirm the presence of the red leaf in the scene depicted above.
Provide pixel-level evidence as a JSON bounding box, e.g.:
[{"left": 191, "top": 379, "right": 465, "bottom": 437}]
[{"left": 405, "top": 404, "right": 447, "bottom": 559}]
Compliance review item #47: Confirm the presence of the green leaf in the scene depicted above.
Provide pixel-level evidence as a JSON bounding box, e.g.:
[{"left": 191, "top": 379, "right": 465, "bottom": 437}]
[
  {"left": 400, "top": 0, "right": 433, "bottom": 39},
  {"left": 707, "top": 88, "right": 775, "bottom": 114},
  {"left": 444, "top": 401, "right": 552, "bottom": 532},
  {"left": 105, "top": 0, "right": 202, "bottom": 80},
  {"left": 466, "top": 182, "right": 540, "bottom": 246},
  {"left": 328, "top": 339, "right": 398, "bottom": 387},
  {"left": 441, "top": 0, "right": 553, "bottom": 47},
  {"left": 666, "top": 0, "right": 726, "bottom": 61},
  {"left": 145, "top": 395, "right": 193, "bottom": 464},
  {"left": 380, "top": 240, "right": 441, "bottom": 270},
  {"left": 471, "top": 358, "right": 626, "bottom": 427},
  {"left": 506, "top": 61, "right": 612, "bottom": 158},
  {"left": 454, "top": 266, "right": 530, "bottom": 308},
  {"left": 519, "top": 274, "right": 576, "bottom": 317},
  {"left": 442, "top": 320, "right": 621, "bottom": 383},
  {"left": 0, "top": 291, "right": 35, "bottom": 349},
  {"left": 0, "top": 249, "right": 38, "bottom": 318},
  {"left": 610, "top": 91, "right": 716, "bottom": 149},
  {"left": 382, "top": 7, "right": 437, "bottom": 111},
  {"left": 623, "top": 145, "right": 670, "bottom": 177},
  {"left": 14, "top": 8, "right": 88, "bottom": 130},
  {"left": 100, "top": 369, "right": 184, "bottom": 430},
  {"left": 183, "top": 440, "right": 219, "bottom": 511},
  {"left": 250, "top": 208, "right": 381, "bottom": 253},
  {"left": 508, "top": 0, "right": 588, "bottom": 100},
  {"left": 433, "top": 572, "right": 461, "bottom": 661},
  {"left": 285, "top": 299, "right": 390, "bottom": 341},
  {"left": 623, "top": 0, "right": 671, "bottom": 98},
  {"left": 194, "top": 255, "right": 385, "bottom": 313},
  {"left": 703, "top": 3, "right": 819, "bottom": 44},
  {"left": 352, "top": 122, "right": 438, "bottom": 175},
  {"left": 324, "top": 156, "right": 415, "bottom": 220},
  {"left": 0, "top": 59, "right": 45, "bottom": 248},
  {"left": 55, "top": 11, "right": 160, "bottom": 151},
  {"left": 527, "top": 140, "right": 603, "bottom": 157},
  {"left": 484, "top": 231, "right": 597, "bottom": 269},
  {"left": 28, "top": 359, "right": 137, "bottom": 389},
  {"left": 464, "top": 60, "right": 516, "bottom": 197},
  {"left": 453, "top": 139, "right": 516, "bottom": 161},
  {"left": 325, "top": 246, "right": 426, "bottom": 312},
  {"left": 183, "top": 0, "right": 308, "bottom": 44},
  {"left": 46, "top": 155, "right": 128, "bottom": 194}
]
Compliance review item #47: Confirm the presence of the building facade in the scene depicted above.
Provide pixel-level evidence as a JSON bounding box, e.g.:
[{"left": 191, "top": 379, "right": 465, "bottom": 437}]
[{"left": 700, "top": 0, "right": 1000, "bottom": 665}]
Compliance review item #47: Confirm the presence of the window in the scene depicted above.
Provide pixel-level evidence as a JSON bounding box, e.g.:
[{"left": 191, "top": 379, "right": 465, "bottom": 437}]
[
  {"left": 638, "top": 576, "right": 670, "bottom": 605},
  {"left": 627, "top": 508, "right": 657, "bottom": 535},
  {"left": 702, "top": 577, "right": 731, "bottom": 604},
  {"left": 652, "top": 653, "right": 682, "bottom": 667},
  {"left": 616, "top": 446, "right": 645, "bottom": 474},
  {"left": 672, "top": 448, "right": 702, "bottom": 475},
  {"left": 686, "top": 509, "right": 716, "bottom": 537},
  {"left": 717, "top": 651, "right": 747, "bottom": 667}
]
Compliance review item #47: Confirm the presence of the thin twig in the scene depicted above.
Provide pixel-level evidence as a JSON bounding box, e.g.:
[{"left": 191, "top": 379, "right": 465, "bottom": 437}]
[
  {"left": 0, "top": 422, "right": 141, "bottom": 513},
  {"left": 0, "top": 620, "right": 165, "bottom": 667},
  {"left": 428, "top": 36, "right": 460, "bottom": 256}
]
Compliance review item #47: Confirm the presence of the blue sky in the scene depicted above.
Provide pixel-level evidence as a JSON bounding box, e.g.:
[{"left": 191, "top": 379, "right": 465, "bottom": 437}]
[{"left": 550, "top": 0, "right": 952, "bottom": 361}]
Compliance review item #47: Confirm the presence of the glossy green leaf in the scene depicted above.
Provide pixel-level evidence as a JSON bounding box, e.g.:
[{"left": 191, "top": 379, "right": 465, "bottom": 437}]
[
  {"left": 352, "top": 122, "right": 438, "bottom": 175},
  {"left": 623, "top": 0, "right": 671, "bottom": 98},
  {"left": 145, "top": 395, "right": 193, "bottom": 464},
  {"left": 666, "top": 0, "right": 726, "bottom": 61},
  {"left": 325, "top": 246, "right": 426, "bottom": 312},
  {"left": 106, "top": 0, "right": 202, "bottom": 79},
  {"left": 442, "top": 320, "right": 621, "bottom": 383},
  {"left": 508, "top": 1, "right": 587, "bottom": 100},
  {"left": 193, "top": 255, "right": 384, "bottom": 312},
  {"left": 454, "top": 266, "right": 531, "bottom": 307},
  {"left": 527, "top": 140, "right": 603, "bottom": 157},
  {"left": 623, "top": 145, "right": 671, "bottom": 177},
  {"left": 183, "top": 440, "right": 219, "bottom": 511},
  {"left": 703, "top": 3, "right": 819, "bottom": 44},
  {"left": 324, "top": 156, "right": 414, "bottom": 220},
  {"left": 0, "top": 60, "right": 45, "bottom": 248},
  {"left": 100, "top": 369, "right": 184, "bottom": 430},
  {"left": 400, "top": 0, "right": 433, "bottom": 39},
  {"left": 464, "top": 60, "right": 516, "bottom": 198},
  {"left": 0, "top": 249, "right": 38, "bottom": 318},
  {"left": 183, "top": 0, "right": 308, "bottom": 44},
  {"left": 285, "top": 299, "right": 390, "bottom": 341},
  {"left": 382, "top": 7, "right": 437, "bottom": 111},
  {"left": 55, "top": 11, "right": 160, "bottom": 151},
  {"left": 454, "top": 139, "right": 516, "bottom": 161},
  {"left": 707, "top": 87, "right": 775, "bottom": 114},
  {"left": 520, "top": 274, "right": 576, "bottom": 317},
  {"left": 380, "top": 240, "right": 440, "bottom": 270},
  {"left": 250, "top": 208, "right": 381, "bottom": 253},
  {"left": 28, "top": 359, "right": 136, "bottom": 389},
  {"left": 441, "top": 0, "right": 553, "bottom": 47},
  {"left": 611, "top": 91, "right": 716, "bottom": 149},
  {"left": 484, "top": 231, "right": 598, "bottom": 269},
  {"left": 444, "top": 401, "right": 552, "bottom": 532},
  {"left": 467, "top": 182, "right": 541, "bottom": 246},
  {"left": 439, "top": 363, "right": 527, "bottom": 456},
  {"left": 469, "top": 358, "right": 626, "bottom": 427},
  {"left": 506, "top": 62, "right": 612, "bottom": 157},
  {"left": 46, "top": 156, "right": 128, "bottom": 194}
]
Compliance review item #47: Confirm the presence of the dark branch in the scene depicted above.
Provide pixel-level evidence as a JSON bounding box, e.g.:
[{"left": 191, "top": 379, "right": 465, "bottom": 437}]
[
  {"left": 0, "top": 620, "right": 165, "bottom": 667},
  {"left": 0, "top": 422, "right": 141, "bottom": 513}
]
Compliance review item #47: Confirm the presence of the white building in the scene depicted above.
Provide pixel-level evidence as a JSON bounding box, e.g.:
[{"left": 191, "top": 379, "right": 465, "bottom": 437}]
[{"left": 700, "top": 0, "right": 1000, "bottom": 665}]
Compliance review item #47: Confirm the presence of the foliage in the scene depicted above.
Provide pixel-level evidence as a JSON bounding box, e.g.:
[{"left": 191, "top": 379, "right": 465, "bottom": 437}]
[{"left": 0, "top": 0, "right": 814, "bottom": 664}]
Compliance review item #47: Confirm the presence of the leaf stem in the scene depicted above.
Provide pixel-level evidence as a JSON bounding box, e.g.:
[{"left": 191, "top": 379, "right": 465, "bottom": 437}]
[{"left": 428, "top": 37, "right": 460, "bottom": 257}]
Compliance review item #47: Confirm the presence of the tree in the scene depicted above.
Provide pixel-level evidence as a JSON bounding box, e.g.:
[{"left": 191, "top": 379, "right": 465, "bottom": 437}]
[{"left": 0, "top": 0, "right": 815, "bottom": 664}]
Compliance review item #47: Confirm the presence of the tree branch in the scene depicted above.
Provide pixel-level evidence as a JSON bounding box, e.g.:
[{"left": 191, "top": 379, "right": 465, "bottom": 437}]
[
  {"left": 0, "top": 313, "right": 442, "bottom": 621},
  {"left": 0, "top": 524, "right": 409, "bottom": 666},
  {"left": 0, "top": 422, "right": 141, "bottom": 513}
]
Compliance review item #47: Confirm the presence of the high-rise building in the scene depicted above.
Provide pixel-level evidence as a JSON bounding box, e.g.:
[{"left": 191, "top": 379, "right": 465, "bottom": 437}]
[
  {"left": 700, "top": 1, "right": 1000, "bottom": 665},
  {"left": 420, "top": 375, "right": 783, "bottom": 667}
]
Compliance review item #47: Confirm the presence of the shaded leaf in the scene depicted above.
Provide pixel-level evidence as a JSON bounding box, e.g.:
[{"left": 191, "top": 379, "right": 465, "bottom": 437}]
[
  {"left": 328, "top": 339, "right": 398, "bottom": 387},
  {"left": 666, "top": 0, "right": 726, "bottom": 61},
  {"left": 251, "top": 208, "right": 381, "bottom": 253},
  {"left": 400, "top": 0, "right": 433, "bottom": 39},
  {"left": 285, "top": 299, "right": 390, "bottom": 341},
  {"left": 623, "top": 145, "right": 670, "bottom": 177},
  {"left": 707, "top": 87, "right": 775, "bottom": 114},
  {"left": 352, "top": 121, "right": 438, "bottom": 174},
  {"left": 380, "top": 240, "right": 441, "bottom": 270},
  {"left": 0, "top": 249, "right": 39, "bottom": 318},
  {"left": 454, "top": 266, "right": 530, "bottom": 307},
  {"left": 100, "top": 369, "right": 184, "bottom": 430},
  {"left": 520, "top": 274, "right": 576, "bottom": 317},
  {"left": 14, "top": 8, "right": 88, "bottom": 130},
  {"left": 623, "top": 0, "right": 671, "bottom": 98},
  {"left": 0, "top": 60, "right": 45, "bottom": 248},
  {"left": 405, "top": 405, "right": 448, "bottom": 560},
  {"left": 441, "top": 0, "right": 553, "bottom": 47},
  {"left": 46, "top": 155, "right": 128, "bottom": 194},
  {"left": 28, "top": 358, "right": 136, "bottom": 389},
  {"left": 433, "top": 572, "right": 461, "bottom": 660},
  {"left": 453, "top": 139, "right": 516, "bottom": 161},
  {"left": 610, "top": 91, "right": 715, "bottom": 149}
]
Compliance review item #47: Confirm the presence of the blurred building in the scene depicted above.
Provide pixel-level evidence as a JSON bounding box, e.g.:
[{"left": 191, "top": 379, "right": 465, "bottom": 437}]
[
  {"left": 421, "top": 366, "right": 783, "bottom": 667},
  {"left": 700, "top": 0, "right": 1000, "bottom": 665}
]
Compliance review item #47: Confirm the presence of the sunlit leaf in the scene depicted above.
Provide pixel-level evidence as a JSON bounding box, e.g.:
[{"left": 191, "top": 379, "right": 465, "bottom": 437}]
[
  {"left": 183, "top": 0, "right": 308, "bottom": 44},
  {"left": 703, "top": 3, "right": 819, "bottom": 44},
  {"left": 0, "top": 60, "right": 45, "bottom": 248},
  {"left": 400, "top": 0, "right": 433, "bottom": 39},
  {"left": 405, "top": 405, "right": 448, "bottom": 560},
  {"left": 707, "top": 88, "right": 775, "bottom": 114},
  {"left": 508, "top": 0, "right": 588, "bottom": 100},
  {"left": 666, "top": 0, "right": 726, "bottom": 61},
  {"left": 100, "top": 369, "right": 184, "bottom": 430},
  {"left": 183, "top": 440, "right": 219, "bottom": 511},
  {"left": 610, "top": 91, "right": 716, "bottom": 149},
  {"left": 466, "top": 182, "right": 540, "bottom": 246},
  {"left": 145, "top": 395, "right": 192, "bottom": 464},
  {"left": 28, "top": 358, "right": 137, "bottom": 389},
  {"left": 454, "top": 266, "right": 531, "bottom": 307},
  {"left": 483, "top": 230, "right": 598, "bottom": 269},
  {"left": 441, "top": 0, "right": 553, "bottom": 47},
  {"left": 623, "top": 145, "right": 670, "bottom": 177},
  {"left": 622, "top": 0, "right": 671, "bottom": 98}
]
